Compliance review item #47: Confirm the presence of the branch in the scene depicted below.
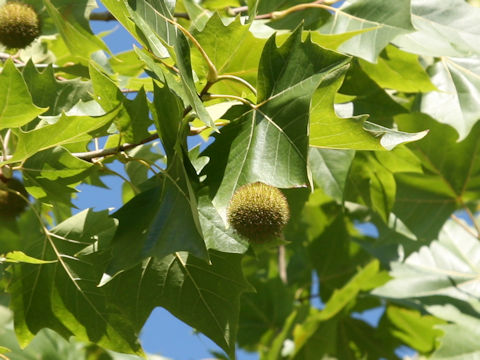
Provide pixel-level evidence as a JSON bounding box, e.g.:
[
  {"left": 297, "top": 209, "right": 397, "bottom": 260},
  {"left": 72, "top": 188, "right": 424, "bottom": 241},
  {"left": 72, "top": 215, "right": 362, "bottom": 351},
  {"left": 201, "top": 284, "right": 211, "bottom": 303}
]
[
  {"left": 227, "top": 0, "right": 343, "bottom": 19},
  {"left": 88, "top": 0, "right": 343, "bottom": 24},
  {"left": 89, "top": 11, "right": 116, "bottom": 21},
  {"left": 89, "top": 11, "right": 190, "bottom": 21},
  {"left": 72, "top": 133, "right": 159, "bottom": 161}
]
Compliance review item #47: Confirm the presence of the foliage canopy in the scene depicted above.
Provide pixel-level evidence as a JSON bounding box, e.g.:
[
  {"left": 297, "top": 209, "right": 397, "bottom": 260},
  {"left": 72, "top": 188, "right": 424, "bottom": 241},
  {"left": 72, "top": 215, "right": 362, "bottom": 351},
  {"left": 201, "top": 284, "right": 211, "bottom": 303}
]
[{"left": 1, "top": 0, "right": 480, "bottom": 359}]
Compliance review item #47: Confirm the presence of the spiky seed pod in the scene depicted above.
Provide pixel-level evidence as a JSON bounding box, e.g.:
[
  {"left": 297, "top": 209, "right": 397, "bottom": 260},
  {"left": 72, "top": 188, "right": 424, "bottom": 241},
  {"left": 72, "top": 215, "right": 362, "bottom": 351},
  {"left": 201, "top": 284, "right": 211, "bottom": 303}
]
[
  {"left": 0, "top": 2, "right": 41, "bottom": 49},
  {"left": 0, "top": 177, "right": 28, "bottom": 218},
  {"left": 227, "top": 182, "right": 290, "bottom": 243}
]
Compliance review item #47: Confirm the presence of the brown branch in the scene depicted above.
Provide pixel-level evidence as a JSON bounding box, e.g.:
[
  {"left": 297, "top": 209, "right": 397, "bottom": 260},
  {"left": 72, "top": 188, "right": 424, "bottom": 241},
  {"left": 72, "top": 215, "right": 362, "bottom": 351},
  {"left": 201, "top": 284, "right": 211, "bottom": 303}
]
[
  {"left": 89, "top": 11, "right": 190, "bottom": 21},
  {"left": 72, "top": 133, "right": 159, "bottom": 161},
  {"left": 89, "top": 0, "right": 342, "bottom": 24},
  {"left": 227, "top": 0, "right": 343, "bottom": 19},
  {"left": 89, "top": 11, "right": 116, "bottom": 21}
]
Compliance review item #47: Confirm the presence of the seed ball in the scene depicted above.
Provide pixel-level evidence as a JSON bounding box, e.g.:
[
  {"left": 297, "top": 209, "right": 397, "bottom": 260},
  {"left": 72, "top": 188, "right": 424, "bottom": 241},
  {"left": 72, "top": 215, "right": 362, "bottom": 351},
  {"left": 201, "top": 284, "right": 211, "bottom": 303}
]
[
  {"left": 227, "top": 182, "right": 290, "bottom": 243},
  {"left": 0, "top": 2, "right": 41, "bottom": 49},
  {"left": 0, "top": 177, "right": 28, "bottom": 218}
]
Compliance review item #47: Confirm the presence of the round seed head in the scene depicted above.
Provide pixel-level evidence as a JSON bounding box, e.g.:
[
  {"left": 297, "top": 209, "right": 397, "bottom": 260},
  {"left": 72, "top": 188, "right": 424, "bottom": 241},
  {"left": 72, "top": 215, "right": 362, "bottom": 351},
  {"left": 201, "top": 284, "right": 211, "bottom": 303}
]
[
  {"left": 0, "top": 177, "right": 28, "bottom": 218},
  {"left": 227, "top": 182, "right": 290, "bottom": 243},
  {"left": 0, "top": 2, "right": 41, "bottom": 49}
]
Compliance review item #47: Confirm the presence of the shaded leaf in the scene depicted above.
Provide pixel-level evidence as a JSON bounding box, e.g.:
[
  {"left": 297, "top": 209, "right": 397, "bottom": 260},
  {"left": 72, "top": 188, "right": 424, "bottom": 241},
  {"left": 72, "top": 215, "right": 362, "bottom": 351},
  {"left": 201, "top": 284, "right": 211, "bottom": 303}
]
[
  {"left": 22, "top": 60, "right": 92, "bottom": 117},
  {"left": 105, "top": 250, "right": 252, "bottom": 359},
  {"left": 293, "top": 260, "right": 388, "bottom": 355},
  {"left": 106, "top": 178, "right": 208, "bottom": 277},
  {"left": 309, "top": 147, "right": 355, "bottom": 202},
  {"left": 22, "top": 146, "right": 93, "bottom": 206},
  {"left": 90, "top": 63, "right": 151, "bottom": 143},
  {"left": 7, "top": 210, "right": 143, "bottom": 355},
  {"left": 393, "top": 113, "right": 480, "bottom": 239}
]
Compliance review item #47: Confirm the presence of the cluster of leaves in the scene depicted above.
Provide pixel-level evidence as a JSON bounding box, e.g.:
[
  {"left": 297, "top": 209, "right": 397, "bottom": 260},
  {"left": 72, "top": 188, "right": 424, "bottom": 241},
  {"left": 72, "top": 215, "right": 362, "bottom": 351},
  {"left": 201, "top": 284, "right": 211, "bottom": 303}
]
[{"left": 1, "top": 0, "right": 480, "bottom": 359}]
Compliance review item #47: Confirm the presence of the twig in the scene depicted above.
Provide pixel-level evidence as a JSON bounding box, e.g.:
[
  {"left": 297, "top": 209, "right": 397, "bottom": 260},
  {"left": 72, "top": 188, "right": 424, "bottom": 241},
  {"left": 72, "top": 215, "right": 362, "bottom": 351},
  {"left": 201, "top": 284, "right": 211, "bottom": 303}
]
[
  {"left": 89, "top": 11, "right": 190, "bottom": 21},
  {"left": 89, "top": 11, "right": 116, "bottom": 21},
  {"left": 72, "top": 133, "right": 159, "bottom": 161},
  {"left": 278, "top": 244, "right": 287, "bottom": 284},
  {"left": 450, "top": 214, "right": 478, "bottom": 239},
  {"left": 227, "top": 0, "right": 343, "bottom": 18},
  {"left": 463, "top": 207, "right": 480, "bottom": 238}
]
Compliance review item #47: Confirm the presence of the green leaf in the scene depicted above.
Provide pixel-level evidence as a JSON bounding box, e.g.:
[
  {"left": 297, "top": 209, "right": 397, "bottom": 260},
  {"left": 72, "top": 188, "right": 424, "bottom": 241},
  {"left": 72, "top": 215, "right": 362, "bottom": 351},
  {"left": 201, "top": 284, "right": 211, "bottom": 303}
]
[
  {"left": 44, "top": 0, "right": 109, "bottom": 60},
  {"left": 378, "top": 305, "right": 445, "bottom": 354},
  {"left": 319, "top": 0, "right": 414, "bottom": 62},
  {"left": 7, "top": 210, "right": 143, "bottom": 355},
  {"left": 309, "top": 28, "right": 376, "bottom": 50},
  {"left": 393, "top": 0, "right": 480, "bottom": 57},
  {"left": 359, "top": 45, "right": 437, "bottom": 93},
  {"left": 127, "top": 0, "right": 214, "bottom": 128},
  {"left": 419, "top": 57, "right": 480, "bottom": 141},
  {"left": 191, "top": 14, "right": 265, "bottom": 96},
  {"left": 203, "top": 29, "right": 350, "bottom": 215},
  {"left": 0, "top": 59, "right": 47, "bottom": 130},
  {"left": 373, "top": 220, "right": 480, "bottom": 301},
  {"left": 22, "top": 60, "right": 92, "bottom": 117},
  {"left": 0, "top": 251, "right": 56, "bottom": 264},
  {"left": 309, "top": 64, "right": 428, "bottom": 150},
  {"left": 3, "top": 106, "right": 120, "bottom": 165},
  {"left": 183, "top": 0, "right": 212, "bottom": 31},
  {"left": 101, "top": 0, "right": 146, "bottom": 46},
  {"left": 104, "top": 251, "right": 252, "bottom": 359},
  {"left": 197, "top": 189, "right": 249, "bottom": 253},
  {"left": 22, "top": 146, "right": 93, "bottom": 206},
  {"left": 106, "top": 178, "right": 208, "bottom": 277},
  {"left": 89, "top": 63, "right": 151, "bottom": 143}
]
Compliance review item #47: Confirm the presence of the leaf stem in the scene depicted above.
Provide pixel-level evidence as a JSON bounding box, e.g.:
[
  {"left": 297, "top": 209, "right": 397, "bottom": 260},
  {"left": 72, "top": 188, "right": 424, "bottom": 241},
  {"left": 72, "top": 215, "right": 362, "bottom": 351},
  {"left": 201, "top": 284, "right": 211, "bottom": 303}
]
[
  {"left": 463, "top": 206, "right": 480, "bottom": 238},
  {"left": 0, "top": 129, "right": 11, "bottom": 162},
  {"left": 278, "top": 244, "right": 287, "bottom": 284},
  {"left": 450, "top": 214, "right": 479, "bottom": 239},
  {"left": 215, "top": 74, "right": 257, "bottom": 96},
  {"left": 203, "top": 94, "right": 256, "bottom": 108}
]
